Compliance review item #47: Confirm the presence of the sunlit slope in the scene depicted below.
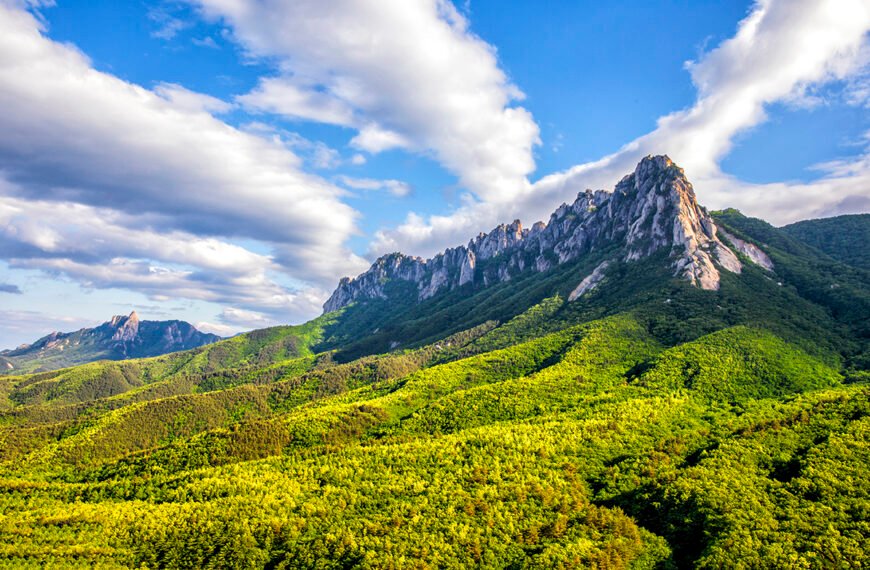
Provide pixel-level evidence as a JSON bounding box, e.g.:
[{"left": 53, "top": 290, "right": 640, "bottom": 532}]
[
  {"left": 0, "top": 322, "right": 496, "bottom": 470},
  {"left": 0, "top": 207, "right": 867, "bottom": 568},
  {"left": 0, "top": 305, "right": 863, "bottom": 567},
  {"left": 2, "top": 314, "right": 339, "bottom": 411}
]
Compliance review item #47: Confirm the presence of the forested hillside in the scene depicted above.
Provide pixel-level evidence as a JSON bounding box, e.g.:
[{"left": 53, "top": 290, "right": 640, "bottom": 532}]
[
  {"left": 0, "top": 158, "right": 867, "bottom": 568},
  {"left": 1, "top": 297, "right": 866, "bottom": 568},
  {"left": 782, "top": 213, "right": 870, "bottom": 271}
]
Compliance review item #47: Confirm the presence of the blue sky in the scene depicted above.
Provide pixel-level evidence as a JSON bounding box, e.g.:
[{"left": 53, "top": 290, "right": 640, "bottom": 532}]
[{"left": 0, "top": 0, "right": 868, "bottom": 348}]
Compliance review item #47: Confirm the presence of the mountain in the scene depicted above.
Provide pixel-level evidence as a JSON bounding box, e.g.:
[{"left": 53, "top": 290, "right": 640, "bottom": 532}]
[
  {"left": 781, "top": 213, "right": 870, "bottom": 271},
  {"left": 325, "top": 155, "right": 744, "bottom": 313},
  {"left": 318, "top": 155, "right": 865, "bottom": 365},
  {"left": 0, "top": 311, "right": 221, "bottom": 374},
  {"left": 0, "top": 156, "right": 867, "bottom": 568}
]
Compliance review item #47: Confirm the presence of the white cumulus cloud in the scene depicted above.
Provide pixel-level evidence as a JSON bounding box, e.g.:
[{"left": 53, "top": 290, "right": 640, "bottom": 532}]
[
  {"left": 189, "top": 0, "right": 541, "bottom": 203},
  {"left": 0, "top": 2, "right": 367, "bottom": 286}
]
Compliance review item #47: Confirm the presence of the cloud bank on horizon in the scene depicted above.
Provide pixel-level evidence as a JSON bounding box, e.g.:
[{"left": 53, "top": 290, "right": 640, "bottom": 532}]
[{"left": 0, "top": 0, "right": 868, "bottom": 344}]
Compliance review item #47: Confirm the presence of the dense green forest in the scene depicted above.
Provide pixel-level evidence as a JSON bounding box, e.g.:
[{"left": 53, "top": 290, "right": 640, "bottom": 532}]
[
  {"left": 782, "top": 213, "right": 870, "bottom": 271},
  {"left": 0, "top": 212, "right": 867, "bottom": 568}
]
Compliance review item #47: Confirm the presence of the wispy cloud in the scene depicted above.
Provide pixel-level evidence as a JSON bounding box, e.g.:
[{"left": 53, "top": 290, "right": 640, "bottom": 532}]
[
  {"left": 191, "top": 36, "right": 219, "bottom": 49},
  {"left": 147, "top": 4, "right": 189, "bottom": 40},
  {"left": 337, "top": 176, "right": 413, "bottom": 198},
  {"left": 241, "top": 122, "right": 344, "bottom": 170}
]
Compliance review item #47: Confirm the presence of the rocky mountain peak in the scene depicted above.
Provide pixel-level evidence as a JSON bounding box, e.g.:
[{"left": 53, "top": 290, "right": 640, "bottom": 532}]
[
  {"left": 615, "top": 155, "right": 741, "bottom": 288},
  {"left": 111, "top": 310, "right": 141, "bottom": 342},
  {"left": 323, "top": 155, "right": 766, "bottom": 314}
]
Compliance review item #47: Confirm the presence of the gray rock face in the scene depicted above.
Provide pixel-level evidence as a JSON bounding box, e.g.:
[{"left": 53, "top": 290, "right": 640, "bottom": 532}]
[
  {"left": 720, "top": 230, "right": 775, "bottom": 271},
  {"left": 568, "top": 261, "right": 611, "bottom": 301},
  {"left": 323, "top": 155, "right": 745, "bottom": 313},
  {"left": 111, "top": 310, "right": 140, "bottom": 342}
]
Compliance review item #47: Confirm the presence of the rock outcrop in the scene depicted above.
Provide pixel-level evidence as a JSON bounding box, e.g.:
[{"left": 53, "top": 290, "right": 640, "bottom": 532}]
[
  {"left": 110, "top": 310, "right": 140, "bottom": 343},
  {"left": 324, "top": 155, "right": 769, "bottom": 313},
  {"left": 568, "top": 261, "right": 611, "bottom": 301},
  {"left": 720, "top": 230, "right": 774, "bottom": 271}
]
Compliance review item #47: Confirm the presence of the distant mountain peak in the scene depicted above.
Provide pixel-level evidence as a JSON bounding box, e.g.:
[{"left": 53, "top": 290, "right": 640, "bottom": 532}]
[
  {"left": 324, "top": 155, "right": 761, "bottom": 314},
  {"left": 1, "top": 312, "right": 221, "bottom": 374},
  {"left": 109, "top": 310, "right": 138, "bottom": 326},
  {"left": 109, "top": 310, "right": 141, "bottom": 343}
]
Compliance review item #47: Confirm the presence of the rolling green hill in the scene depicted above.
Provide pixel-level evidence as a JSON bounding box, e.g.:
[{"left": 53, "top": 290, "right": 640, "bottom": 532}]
[{"left": 0, "top": 157, "right": 867, "bottom": 568}]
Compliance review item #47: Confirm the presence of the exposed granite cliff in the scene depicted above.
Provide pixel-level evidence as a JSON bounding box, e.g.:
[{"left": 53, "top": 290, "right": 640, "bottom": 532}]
[
  {"left": 719, "top": 230, "right": 775, "bottom": 271},
  {"left": 324, "top": 155, "right": 771, "bottom": 313}
]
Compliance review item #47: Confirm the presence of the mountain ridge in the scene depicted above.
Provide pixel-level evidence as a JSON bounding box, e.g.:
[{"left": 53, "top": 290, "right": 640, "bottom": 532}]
[
  {"left": 0, "top": 311, "right": 221, "bottom": 374},
  {"left": 781, "top": 213, "right": 870, "bottom": 271},
  {"left": 324, "top": 155, "right": 755, "bottom": 313}
]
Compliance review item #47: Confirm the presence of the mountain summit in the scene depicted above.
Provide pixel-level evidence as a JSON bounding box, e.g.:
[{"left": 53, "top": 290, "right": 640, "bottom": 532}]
[
  {"left": 325, "top": 155, "right": 761, "bottom": 313},
  {"left": 109, "top": 310, "right": 140, "bottom": 342},
  {"left": 0, "top": 311, "right": 220, "bottom": 374}
]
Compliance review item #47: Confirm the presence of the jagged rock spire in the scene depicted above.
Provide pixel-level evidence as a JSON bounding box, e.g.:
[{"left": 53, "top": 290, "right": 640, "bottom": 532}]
[
  {"left": 323, "top": 155, "right": 752, "bottom": 313},
  {"left": 111, "top": 310, "right": 141, "bottom": 342}
]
